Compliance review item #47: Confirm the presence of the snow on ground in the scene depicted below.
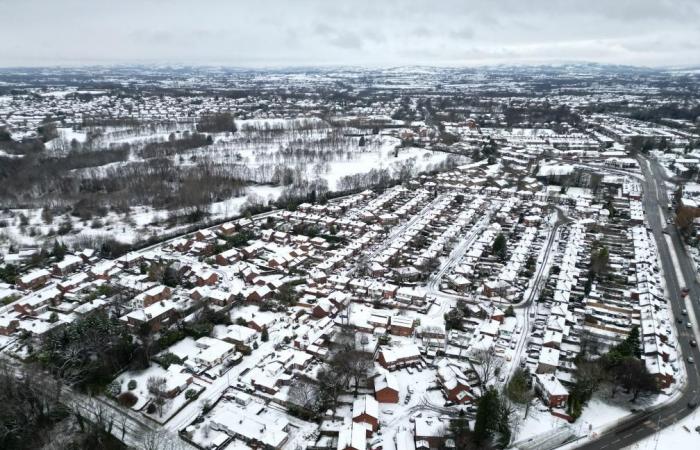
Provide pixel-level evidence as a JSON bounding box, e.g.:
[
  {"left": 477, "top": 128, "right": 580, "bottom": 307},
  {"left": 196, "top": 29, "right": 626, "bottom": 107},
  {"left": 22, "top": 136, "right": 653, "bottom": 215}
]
[
  {"left": 0, "top": 284, "right": 19, "bottom": 303},
  {"left": 516, "top": 394, "right": 636, "bottom": 444},
  {"left": 537, "top": 163, "right": 576, "bottom": 177},
  {"left": 0, "top": 183, "right": 285, "bottom": 248},
  {"left": 514, "top": 400, "right": 572, "bottom": 442},
  {"left": 46, "top": 127, "right": 88, "bottom": 149},
  {"left": 236, "top": 117, "right": 326, "bottom": 131},
  {"left": 624, "top": 408, "right": 700, "bottom": 449},
  {"left": 114, "top": 364, "right": 171, "bottom": 411},
  {"left": 323, "top": 141, "right": 451, "bottom": 191}
]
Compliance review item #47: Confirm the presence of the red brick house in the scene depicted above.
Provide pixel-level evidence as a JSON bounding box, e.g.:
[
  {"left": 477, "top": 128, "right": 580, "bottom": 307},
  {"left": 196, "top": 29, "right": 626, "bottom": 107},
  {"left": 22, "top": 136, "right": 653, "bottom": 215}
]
[
  {"left": 389, "top": 316, "right": 415, "bottom": 336},
  {"left": 0, "top": 316, "right": 20, "bottom": 336},
  {"left": 218, "top": 222, "right": 237, "bottom": 236},
  {"left": 437, "top": 363, "right": 475, "bottom": 404},
  {"left": 352, "top": 395, "right": 379, "bottom": 433},
  {"left": 16, "top": 269, "right": 51, "bottom": 291},
  {"left": 377, "top": 344, "right": 421, "bottom": 371},
  {"left": 142, "top": 285, "right": 172, "bottom": 307},
  {"left": 534, "top": 373, "right": 569, "bottom": 409},
  {"left": 194, "top": 270, "right": 219, "bottom": 287},
  {"left": 124, "top": 300, "right": 177, "bottom": 332},
  {"left": 374, "top": 372, "right": 399, "bottom": 403},
  {"left": 245, "top": 285, "right": 272, "bottom": 303}
]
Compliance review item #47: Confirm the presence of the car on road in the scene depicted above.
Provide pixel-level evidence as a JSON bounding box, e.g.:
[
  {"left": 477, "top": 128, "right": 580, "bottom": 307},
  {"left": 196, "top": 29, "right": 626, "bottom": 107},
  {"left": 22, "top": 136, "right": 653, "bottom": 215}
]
[
  {"left": 691, "top": 339, "right": 697, "bottom": 347},
  {"left": 689, "top": 400, "right": 698, "bottom": 410},
  {"left": 682, "top": 309, "right": 688, "bottom": 315},
  {"left": 687, "top": 322, "right": 693, "bottom": 329},
  {"left": 677, "top": 316, "right": 684, "bottom": 324},
  {"left": 689, "top": 356, "right": 695, "bottom": 364},
  {"left": 682, "top": 286, "right": 690, "bottom": 297}
]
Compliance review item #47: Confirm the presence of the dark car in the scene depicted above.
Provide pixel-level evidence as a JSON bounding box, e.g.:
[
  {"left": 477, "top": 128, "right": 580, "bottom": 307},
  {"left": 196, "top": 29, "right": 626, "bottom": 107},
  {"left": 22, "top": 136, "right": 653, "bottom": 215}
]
[{"left": 689, "top": 400, "right": 698, "bottom": 410}]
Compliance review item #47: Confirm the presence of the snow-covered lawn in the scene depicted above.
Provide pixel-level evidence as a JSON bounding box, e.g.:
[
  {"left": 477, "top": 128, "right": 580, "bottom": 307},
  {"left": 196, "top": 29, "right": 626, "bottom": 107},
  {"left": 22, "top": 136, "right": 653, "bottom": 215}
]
[{"left": 516, "top": 393, "right": 662, "bottom": 446}]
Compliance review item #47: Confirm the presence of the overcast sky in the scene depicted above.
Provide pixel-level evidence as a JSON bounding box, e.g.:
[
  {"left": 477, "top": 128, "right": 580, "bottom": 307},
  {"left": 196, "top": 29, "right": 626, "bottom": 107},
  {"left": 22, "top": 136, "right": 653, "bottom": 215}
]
[{"left": 1, "top": 0, "right": 699, "bottom": 68}]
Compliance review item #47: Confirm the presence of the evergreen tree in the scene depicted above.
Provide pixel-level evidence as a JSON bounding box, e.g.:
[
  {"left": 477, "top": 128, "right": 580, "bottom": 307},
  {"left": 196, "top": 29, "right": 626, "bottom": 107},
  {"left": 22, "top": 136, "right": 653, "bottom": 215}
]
[
  {"left": 617, "top": 326, "right": 641, "bottom": 358},
  {"left": 492, "top": 234, "right": 508, "bottom": 261},
  {"left": 474, "top": 388, "right": 500, "bottom": 445},
  {"left": 51, "top": 240, "right": 67, "bottom": 261},
  {"left": 448, "top": 410, "right": 474, "bottom": 449},
  {"left": 590, "top": 246, "right": 609, "bottom": 277}
]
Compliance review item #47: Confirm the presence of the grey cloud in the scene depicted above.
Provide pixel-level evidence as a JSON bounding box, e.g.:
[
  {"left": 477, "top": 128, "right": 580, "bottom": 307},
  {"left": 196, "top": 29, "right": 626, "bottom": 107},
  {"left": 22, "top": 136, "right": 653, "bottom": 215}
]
[
  {"left": 0, "top": 0, "right": 698, "bottom": 67},
  {"left": 328, "top": 31, "right": 364, "bottom": 50},
  {"left": 412, "top": 27, "right": 433, "bottom": 38},
  {"left": 449, "top": 28, "right": 475, "bottom": 41}
]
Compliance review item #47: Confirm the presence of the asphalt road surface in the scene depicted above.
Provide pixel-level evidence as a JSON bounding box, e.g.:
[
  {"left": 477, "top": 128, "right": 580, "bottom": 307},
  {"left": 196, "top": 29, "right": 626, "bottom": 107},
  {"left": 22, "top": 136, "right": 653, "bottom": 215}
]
[{"left": 575, "top": 157, "right": 700, "bottom": 450}]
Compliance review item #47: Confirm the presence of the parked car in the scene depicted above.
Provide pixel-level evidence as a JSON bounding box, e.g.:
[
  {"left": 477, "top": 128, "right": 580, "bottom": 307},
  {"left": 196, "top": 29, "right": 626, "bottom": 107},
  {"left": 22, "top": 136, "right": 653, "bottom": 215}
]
[
  {"left": 689, "top": 357, "right": 695, "bottom": 364},
  {"left": 690, "top": 340, "right": 697, "bottom": 347}
]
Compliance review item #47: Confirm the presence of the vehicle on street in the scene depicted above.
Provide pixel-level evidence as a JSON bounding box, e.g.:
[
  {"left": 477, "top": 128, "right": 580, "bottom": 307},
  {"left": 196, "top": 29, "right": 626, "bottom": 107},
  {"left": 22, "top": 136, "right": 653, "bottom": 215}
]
[
  {"left": 688, "top": 356, "right": 695, "bottom": 364},
  {"left": 691, "top": 340, "right": 697, "bottom": 347}
]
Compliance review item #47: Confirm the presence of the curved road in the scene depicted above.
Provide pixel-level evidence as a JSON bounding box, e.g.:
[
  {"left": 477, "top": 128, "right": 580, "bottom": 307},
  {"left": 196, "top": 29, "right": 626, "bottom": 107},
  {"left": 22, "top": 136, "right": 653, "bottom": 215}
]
[{"left": 574, "top": 156, "right": 700, "bottom": 450}]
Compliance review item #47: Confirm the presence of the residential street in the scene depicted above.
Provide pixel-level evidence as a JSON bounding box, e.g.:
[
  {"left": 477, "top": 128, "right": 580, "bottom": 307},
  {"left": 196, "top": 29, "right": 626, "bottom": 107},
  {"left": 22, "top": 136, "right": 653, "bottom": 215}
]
[{"left": 574, "top": 157, "right": 700, "bottom": 450}]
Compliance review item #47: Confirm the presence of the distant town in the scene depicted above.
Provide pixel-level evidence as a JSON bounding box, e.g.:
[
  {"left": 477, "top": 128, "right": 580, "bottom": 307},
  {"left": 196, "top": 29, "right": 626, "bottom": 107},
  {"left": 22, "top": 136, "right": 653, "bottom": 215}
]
[{"left": 1, "top": 65, "right": 699, "bottom": 450}]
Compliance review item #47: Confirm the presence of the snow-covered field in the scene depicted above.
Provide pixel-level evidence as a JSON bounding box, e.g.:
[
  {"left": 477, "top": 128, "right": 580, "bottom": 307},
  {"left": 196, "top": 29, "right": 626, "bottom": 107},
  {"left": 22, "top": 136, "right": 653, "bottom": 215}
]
[
  {"left": 0, "top": 184, "right": 285, "bottom": 248},
  {"left": 1, "top": 118, "right": 462, "bottom": 250}
]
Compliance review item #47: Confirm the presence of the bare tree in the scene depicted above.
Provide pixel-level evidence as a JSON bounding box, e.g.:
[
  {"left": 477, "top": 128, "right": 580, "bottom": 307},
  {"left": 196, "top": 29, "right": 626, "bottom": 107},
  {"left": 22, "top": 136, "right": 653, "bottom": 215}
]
[
  {"left": 147, "top": 376, "right": 168, "bottom": 417},
  {"left": 139, "top": 430, "right": 186, "bottom": 450},
  {"left": 470, "top": 348, "right": 504, "bottom": 390},
  {"left": 288, "top": 377, "right": 318, "bottom": 410},
  {"left": 0, "top": 360, "right": 64, "bottom": 449},
  {"left": 330, "top": 349, "right": 374, "bottom": 395}
]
